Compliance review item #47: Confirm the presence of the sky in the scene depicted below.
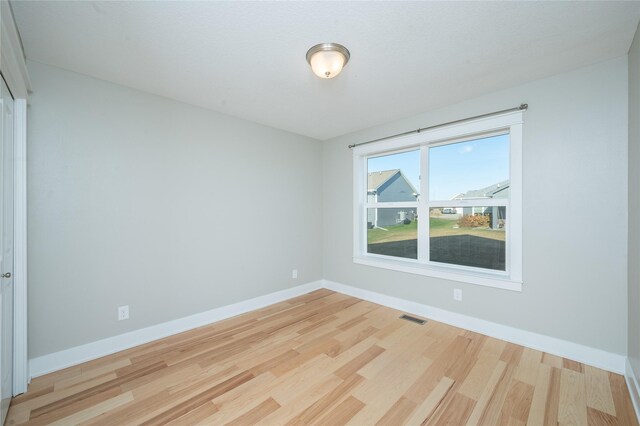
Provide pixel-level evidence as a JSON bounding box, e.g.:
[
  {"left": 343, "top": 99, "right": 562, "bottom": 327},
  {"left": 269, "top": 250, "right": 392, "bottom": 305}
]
[{"left": 367, "top": 134, "right": 509, "bottom": 201}]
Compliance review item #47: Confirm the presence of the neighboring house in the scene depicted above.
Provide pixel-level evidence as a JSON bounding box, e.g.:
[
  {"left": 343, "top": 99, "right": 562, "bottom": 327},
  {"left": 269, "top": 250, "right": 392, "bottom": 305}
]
[
  {"left": 452, "top": 180, "right": 509, "bottom": 229},
  {"left": 367, "top": 169, "right": 418, "bottom": 227}
]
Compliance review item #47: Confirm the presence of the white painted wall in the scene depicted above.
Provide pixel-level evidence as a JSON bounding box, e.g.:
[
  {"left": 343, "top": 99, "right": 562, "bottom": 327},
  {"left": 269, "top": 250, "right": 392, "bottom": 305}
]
[
  {"left": 629, "top": 21, "right": 640, "bottom": 393},
  {"left": 323, "top": 57, "right": 629, "bottom": 355},
  {"left": 27, "top": 61, "right": 323, "bottom": 358}
]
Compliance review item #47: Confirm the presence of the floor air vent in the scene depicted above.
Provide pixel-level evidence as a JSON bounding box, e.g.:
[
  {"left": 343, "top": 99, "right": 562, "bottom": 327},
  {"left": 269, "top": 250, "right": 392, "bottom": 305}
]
[{"left": 399, "top": 314, "right": 426, "bottom": 325}]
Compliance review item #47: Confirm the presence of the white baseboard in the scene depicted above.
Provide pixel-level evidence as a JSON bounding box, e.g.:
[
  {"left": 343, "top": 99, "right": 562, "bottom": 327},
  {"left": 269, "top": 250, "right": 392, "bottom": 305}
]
[
  {"left": 29, "top": 280, "right": 323, "bottom": 378},
  {"left": 627, "top": 358, "right": 640, "bottom": 423},
  {"left": 29, "top": 278, "right": 628, "bottom": 380},
  {"left": 322, "top": 280, "right": 627, "bottom": 374}
]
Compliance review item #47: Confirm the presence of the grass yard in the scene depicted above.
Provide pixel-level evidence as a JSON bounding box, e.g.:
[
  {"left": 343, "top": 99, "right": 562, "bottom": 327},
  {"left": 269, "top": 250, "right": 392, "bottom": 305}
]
[
  {"left": 367, "top": 217, "right": 505, "bottom": 244},
  {"left": 367, "top": 220, "right": 417, "bottom": 244},
  {"left": 430, "top": 217, "right": 506, "bottom": 241}
]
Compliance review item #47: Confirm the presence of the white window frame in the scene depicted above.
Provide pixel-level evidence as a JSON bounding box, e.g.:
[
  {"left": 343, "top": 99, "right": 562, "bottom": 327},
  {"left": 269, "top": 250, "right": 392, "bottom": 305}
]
[{"left": 353, "top": 110, "right": 523, "bottom": 291}]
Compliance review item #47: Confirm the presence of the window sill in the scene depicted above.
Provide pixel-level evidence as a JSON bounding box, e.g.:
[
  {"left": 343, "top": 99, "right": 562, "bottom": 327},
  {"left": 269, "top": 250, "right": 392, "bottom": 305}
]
[{"left": 352, "top": 255, "right": 522, "bottom": 292}]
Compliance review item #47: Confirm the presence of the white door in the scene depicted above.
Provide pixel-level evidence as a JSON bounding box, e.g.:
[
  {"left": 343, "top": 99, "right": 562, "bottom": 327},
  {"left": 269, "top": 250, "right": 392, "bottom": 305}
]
[{"left": 0, "top": 78, "right": 14, "bottom": 424}]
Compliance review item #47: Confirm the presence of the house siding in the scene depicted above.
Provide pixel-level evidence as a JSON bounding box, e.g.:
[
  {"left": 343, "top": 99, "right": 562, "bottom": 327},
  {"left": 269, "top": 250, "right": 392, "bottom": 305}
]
[{"left": 370, "top": 172, "right": 417, "bottom": 227}]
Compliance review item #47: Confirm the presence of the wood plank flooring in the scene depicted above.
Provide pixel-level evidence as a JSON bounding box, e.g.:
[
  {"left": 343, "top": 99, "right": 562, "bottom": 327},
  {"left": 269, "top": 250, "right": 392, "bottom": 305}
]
[{"left": 7, "top": 290, "right": 638, "bottom": 425}]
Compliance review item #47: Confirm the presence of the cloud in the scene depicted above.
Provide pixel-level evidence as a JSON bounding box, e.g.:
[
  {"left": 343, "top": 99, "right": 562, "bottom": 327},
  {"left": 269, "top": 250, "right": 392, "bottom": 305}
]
[{"left": 459, "top": 145, "right": 473, "bottom": 154}]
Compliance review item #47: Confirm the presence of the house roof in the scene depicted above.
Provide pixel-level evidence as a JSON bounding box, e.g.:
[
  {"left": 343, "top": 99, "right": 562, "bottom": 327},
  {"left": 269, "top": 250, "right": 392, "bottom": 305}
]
[
  {"left": 453, "top": 180, "right": 510, "bottom": 199},
  {"left": 368, "top": 169, "right": 400, "bottom": 192}
]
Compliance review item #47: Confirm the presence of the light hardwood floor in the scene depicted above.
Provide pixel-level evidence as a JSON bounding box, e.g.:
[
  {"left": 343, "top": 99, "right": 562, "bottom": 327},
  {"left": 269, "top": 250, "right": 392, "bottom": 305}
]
[{"left": 7, "top": 289, "right": 638, "bottom": 425}]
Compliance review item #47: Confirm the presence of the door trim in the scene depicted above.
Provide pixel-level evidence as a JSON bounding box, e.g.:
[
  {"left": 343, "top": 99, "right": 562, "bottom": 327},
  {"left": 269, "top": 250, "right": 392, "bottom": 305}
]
[
  {"left": 1, "top": 1, "right": 30, "bottom": 395},
  {"left": 12, "top": 100, "right": 27, "bottom": 394}
]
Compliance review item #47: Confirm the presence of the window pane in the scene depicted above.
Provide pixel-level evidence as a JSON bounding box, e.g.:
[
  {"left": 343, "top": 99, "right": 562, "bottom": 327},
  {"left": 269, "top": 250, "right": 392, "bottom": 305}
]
[
  {"left": 429, "top": 207, "right": 506, "bottom": 271},
  {"left": 429, "top": 134, "right": 509, "bottom": 201},
  {"left": 367, "top": 150, "right": 420, "bottom": 202},
  {"left": 367, "top": 208, "right": 417, "bottom": 259}
]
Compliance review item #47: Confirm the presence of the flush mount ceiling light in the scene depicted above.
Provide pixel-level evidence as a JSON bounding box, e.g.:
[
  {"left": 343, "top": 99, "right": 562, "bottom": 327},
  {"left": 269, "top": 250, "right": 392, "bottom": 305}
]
[{"left": 306, "top": 43, "right": 350, "bottom": 79}]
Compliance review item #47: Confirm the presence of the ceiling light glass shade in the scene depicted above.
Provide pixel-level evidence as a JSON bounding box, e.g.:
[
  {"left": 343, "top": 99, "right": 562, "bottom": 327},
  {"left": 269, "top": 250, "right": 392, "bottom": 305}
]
[{"left": 306, "top": 43, "right": 350, "bottom": 79}]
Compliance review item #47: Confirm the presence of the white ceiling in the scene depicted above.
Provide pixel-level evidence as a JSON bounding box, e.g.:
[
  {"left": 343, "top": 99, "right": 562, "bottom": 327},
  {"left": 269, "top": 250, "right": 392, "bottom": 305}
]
[{"left": 11, "top": 1, "right": 640, "bottom": 140}]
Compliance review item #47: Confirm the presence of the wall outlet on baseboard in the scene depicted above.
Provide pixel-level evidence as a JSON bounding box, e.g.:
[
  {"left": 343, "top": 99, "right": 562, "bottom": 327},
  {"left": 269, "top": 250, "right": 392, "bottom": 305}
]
[
  {"left": 118, "top": 305, "right": 129, "bottom": 321},
  {"left": 453, "top": 288, "right": 462, "bottom": 301},
  {"left": 292, "top": 269, "right": 298, "bottom": 279}
]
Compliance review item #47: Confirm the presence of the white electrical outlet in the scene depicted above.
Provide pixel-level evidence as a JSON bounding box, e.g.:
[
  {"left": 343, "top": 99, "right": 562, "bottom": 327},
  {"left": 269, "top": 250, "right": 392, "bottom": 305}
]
[
  {"left": 453, "top": 288, "right": 462, "bottom": 301},
  {"left": 292, "top": 269, "right": 298, "bottom": 279},
  {"left": 118, "top": 305, "right": 129, "bottom": 321}
]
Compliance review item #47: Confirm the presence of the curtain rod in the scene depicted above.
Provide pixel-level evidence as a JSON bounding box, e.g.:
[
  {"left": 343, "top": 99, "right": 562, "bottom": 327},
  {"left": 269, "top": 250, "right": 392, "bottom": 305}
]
[{"left": 348, "top": 103, "right": 528, "bottom": 149}]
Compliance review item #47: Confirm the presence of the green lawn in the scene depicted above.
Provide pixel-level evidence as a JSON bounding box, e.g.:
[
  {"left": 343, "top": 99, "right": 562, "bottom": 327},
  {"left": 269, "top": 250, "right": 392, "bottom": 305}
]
[
  {"left": 429, "top": 217, "right": 455, "bottom": 230},
  {"left": 367, "top": 217, "right": 505, "bottom": 244},
  {"left": 367, "top": 220, "right": 418, "bottom": 244}
]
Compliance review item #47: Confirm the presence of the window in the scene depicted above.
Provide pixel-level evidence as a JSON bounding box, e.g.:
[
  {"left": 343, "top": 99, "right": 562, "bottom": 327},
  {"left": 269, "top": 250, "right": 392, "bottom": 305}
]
[{"left": 353, "top": 111, "right": 523, "bottom": 291}]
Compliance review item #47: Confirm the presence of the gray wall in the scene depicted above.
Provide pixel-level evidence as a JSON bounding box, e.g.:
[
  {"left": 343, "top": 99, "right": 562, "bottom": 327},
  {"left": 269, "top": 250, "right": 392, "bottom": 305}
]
[
  {"left": 27, "top": 55, "right": 632, "bottom": 360},
  {"left": 629, "top": 23, "right": 640, "bottom": 382},
  {"left": 323, "top": 57, "right": 629, "bottom": 354},
  {"left": 27, "top": 62, "right": 323, "bottom": 358}
]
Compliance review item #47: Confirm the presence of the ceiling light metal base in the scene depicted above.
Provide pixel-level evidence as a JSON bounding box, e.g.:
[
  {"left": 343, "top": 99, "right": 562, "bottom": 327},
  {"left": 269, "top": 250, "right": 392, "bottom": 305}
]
[{"left": 305, "top": 43, "right": 351, "bottom": 66}]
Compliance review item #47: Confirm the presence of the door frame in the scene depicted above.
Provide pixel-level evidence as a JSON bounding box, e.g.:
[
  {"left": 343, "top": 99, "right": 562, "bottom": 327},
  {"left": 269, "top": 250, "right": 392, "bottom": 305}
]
[
  {"left": 2, "top": 1, "right": 31, "bottom": 395},
  {"left": 12, "top": 98, "right": 27, "bottom": 395}
]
